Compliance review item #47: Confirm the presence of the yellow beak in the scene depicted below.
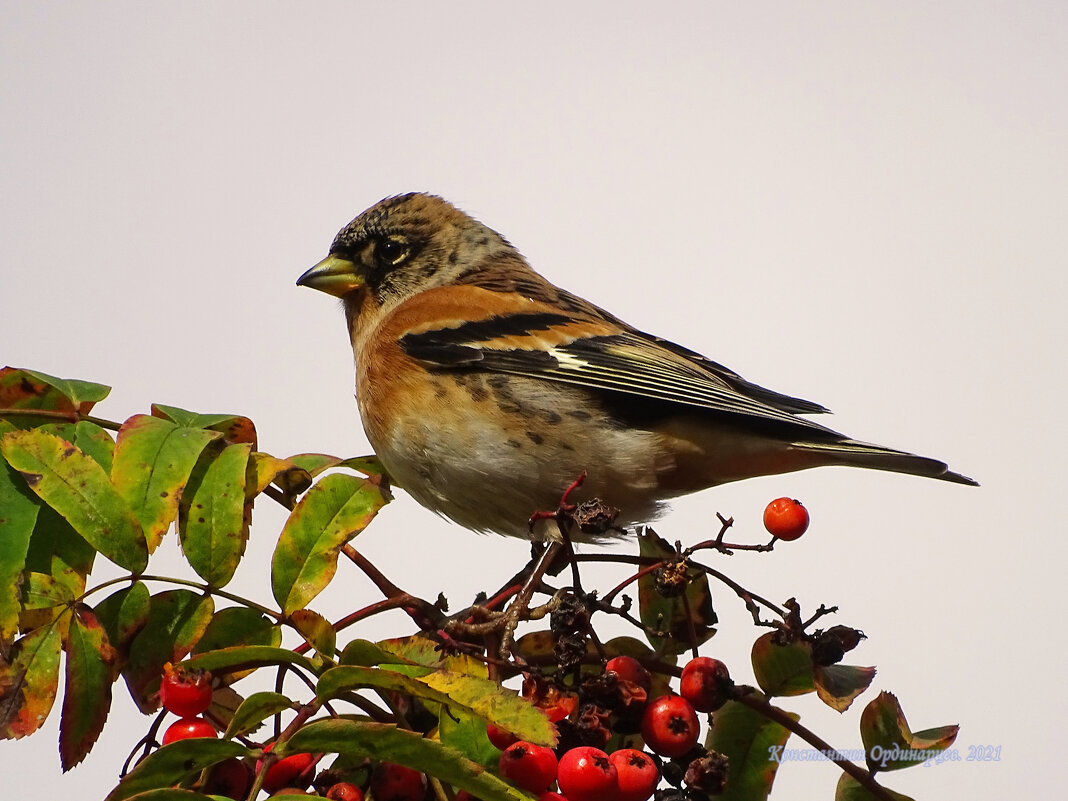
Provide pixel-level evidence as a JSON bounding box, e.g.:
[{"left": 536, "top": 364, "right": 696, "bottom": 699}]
[{"left": 296, "top": 255, "right": 364, "bottom": 297}]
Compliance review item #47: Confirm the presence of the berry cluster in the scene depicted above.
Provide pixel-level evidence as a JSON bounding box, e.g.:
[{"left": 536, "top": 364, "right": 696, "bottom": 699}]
[{"left": 484, "top": 652, "right": 736, "bottom": 801}]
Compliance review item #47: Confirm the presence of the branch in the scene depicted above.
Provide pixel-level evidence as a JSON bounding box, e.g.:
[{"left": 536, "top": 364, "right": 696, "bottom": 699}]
[{"left": 734, "top": 688, "right": 896, "bottom": 801}]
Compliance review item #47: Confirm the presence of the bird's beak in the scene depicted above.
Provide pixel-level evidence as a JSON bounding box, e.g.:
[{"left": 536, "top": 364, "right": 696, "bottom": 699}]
[{"left": 296, "top": 255, "right": 364, "bottom": 297}]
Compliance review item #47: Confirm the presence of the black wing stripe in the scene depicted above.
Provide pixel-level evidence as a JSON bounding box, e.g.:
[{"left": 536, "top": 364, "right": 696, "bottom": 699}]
[{"left": 401, "top": 312, "right": 574, "bottom": 350}]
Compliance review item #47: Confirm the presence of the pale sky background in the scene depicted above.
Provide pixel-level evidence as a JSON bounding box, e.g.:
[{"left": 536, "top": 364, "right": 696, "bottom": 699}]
[{"left": 2, "top": 3, "right": 1065, "bottom": 799}]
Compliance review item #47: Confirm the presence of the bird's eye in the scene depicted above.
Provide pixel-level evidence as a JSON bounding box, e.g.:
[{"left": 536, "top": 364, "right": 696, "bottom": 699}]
[{"left": 375, "top": 236, "right": 410, "bottom": 267}]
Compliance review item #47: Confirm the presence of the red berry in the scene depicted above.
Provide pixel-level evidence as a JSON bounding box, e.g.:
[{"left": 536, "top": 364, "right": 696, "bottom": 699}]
[
  {"left": 161, "top": 716, "right": 217, "bottom": 745},
  {"left": 486, "top": 721, "right": 518, "bottom": 750},
  {"left": 557, "top": 746, "right": 618, "bottom": 801},
  {"left": 680, "top": 657, "right": 732, "bottom": 713},
  {"left": 499, "top": 741, "right": 559, "bottom": 794},
  {"left": 326, "top": 781, "right": 364, "bottom": 800},
  {"left": 370, "top": 761, "right": 427, "bottom": 801},
  {"left": 204, "top": 757, "right": 251, "bottom": 798},
  {"left": 159, "top": 661, "right": 213, "bottom": 717},
  {"left": 608, "top": 749, "right": 659, "bottom": 801},
  {"left": 538, "top": 794, "right": 569, "bottom": 801},
  {"left": 262, "top": 751, "right": 317, "bottom": 794},
  {"left": 641, "top": 695, "right": 700, "bottom": 758},
  {"left": 604, "top": 655, "right": 652, "bottom": 694},
  {"left": 763, "top": 497, "right": 810, "bottom": 541}
]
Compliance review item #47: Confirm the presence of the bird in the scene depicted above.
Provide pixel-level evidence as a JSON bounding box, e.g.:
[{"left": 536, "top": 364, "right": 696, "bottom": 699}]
[{"left": 297, "top": 193, "right": 976, "bottom": 541}]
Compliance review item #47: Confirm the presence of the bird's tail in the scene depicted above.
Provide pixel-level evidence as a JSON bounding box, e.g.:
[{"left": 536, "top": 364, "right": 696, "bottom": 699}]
[{"left": 790, "top": 438, "right": 979, "bottom": 486}]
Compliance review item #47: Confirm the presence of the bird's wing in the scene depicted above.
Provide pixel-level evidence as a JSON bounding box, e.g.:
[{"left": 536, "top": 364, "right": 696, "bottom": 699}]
[{"left": 396, "top": 284, "right": 838, "bottom": 436}]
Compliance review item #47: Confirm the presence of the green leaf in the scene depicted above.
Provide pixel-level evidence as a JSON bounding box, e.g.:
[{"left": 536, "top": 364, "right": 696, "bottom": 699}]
[
  {"left": 860, "top": 691, "right": 959, "bottom": 772},
  {"left": 815, "top": 664, "right": 877, "bottom": 712},
  {"left": 223, "top": 691, "right": 296, "bottom": 738},
  {"left": 150, "top": 405, "right": 257, "bottom": 448},
  {"left": 20, "top": 571, "right": 75, "bottom": 611},
  {"left": 0, "top": 429, "right": 39, "bottom": 647},
  {"left": 271, "top": 473, "right": 390, "bottom": 614},
  {"left": 185, "top": 645, "right": 319, "bottom": 677},
  {"left": 103, "top": 738, "right": 248, "bottom": 801},
  {"left": 59, "top": 604, "right": 119, "bottom": 770},
  {"left": 439, "top": 705, "right": 502, "bottom": 770},
  {"left": 835, "top": 774, "right": 916, "bottom": 801},
  {"left": 376, "top": 634, "right": 448, "bottom": 668},
  {"left": 94, "top": 582, "right": 151, "bottom": 668},
  {"left": 124, "top": 791, "right": 219, "bottom": 801},
  {"left": 289, "top": 609, "right": 336, "bottom": 658},
  {"left": 751, "top": 632, "right": 816, "bottom": 697},
  {"left": 285, "top": 453, "right": 346, "bottom": 477},
  {"left": 286, "top": 719, "right": 532, "bottom": 801},
  {"left": 420, "top": 670, "right": 557, "bottom": 747},
  {"left": 111, "top": 415, "right": 221, "bottom": 552},
  {"left": 338, "top": 454, "right": 388, "bottom": 477},
  {"left": 339, "top": 638, "right": 414, "bottom": 667},
  {"left": 192, "top": 607, "right": 281, "bottom": 685},
  {"left": 1, "top": 429, "right": 147, "bottom": 572},
  {"left": 317, "top": 664, "right": 460, "bottom": 708},
  {"left": 17, "top": 571, "right": 74, "bottom": 633},
  {"left": 636, "top": 528, "right": 716, "bottom": 655},
  {"left": 123, "top": 591, "right": 215, "bottom": 712},
  {"left": 19, "top": 369, "right": 111, "bottom": 409},
  {"left": 18, "top": 505, "right": 95, "bottom": 639},
  {"left": 0, "top": 623, "right": 63, "bottom": 738},
  {"left": 248, "top": 453, "right": 311, "bottom": 498},
  {"left": 75, "top": 420, "right": 116, "bottom": 471},
  {"left": 149, "top": 405, "right": 238, "bottom": 430},
  {"left": 707, "top": 693, "right": 796, "bottom": 801},
  {"left": 0, "top": 368, "right": 110, "bottom": 425},
  {"left": 24, "top": 502, "right": 96, "bottom": 587},
  {"left": 179, "top": 442, "right": 252, "bottom": 587},
  {"left": 194, "top": 607, "right": 281, "bottom": 652}
]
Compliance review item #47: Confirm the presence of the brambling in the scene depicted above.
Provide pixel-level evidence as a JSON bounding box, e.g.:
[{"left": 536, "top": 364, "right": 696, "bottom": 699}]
[{"left": 298, "top": 193, "right": 976, "bottom": 541}]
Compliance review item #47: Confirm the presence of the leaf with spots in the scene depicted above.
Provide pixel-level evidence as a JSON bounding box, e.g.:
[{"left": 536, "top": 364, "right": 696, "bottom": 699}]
[
  {"left": 271, "top": 473, "right": 390, "bottom": 615},
  {"left": 0, "top": 367, "right": 111, "bottom": 426},
  {"left": 73, "top": 420, "right": 116, "bottom": 472},
  {"left": 150, "top": 404, "right": 257, "bottom": 448},
  {"left": 0, "top": 623, "right": 63, "bottom": 739},
  {"left": 94, "top": 582, "right": 151, "bottom": 673},
  {"left": 59, "top": 604, "right": 119, "bottom": 770},
  {"left": 103, "top": 737, "right": 248, "bottom": 801},
  {"left": 289, "top": 609, "right": 336, "bottom": 658},
  {"left": 23, "top": 503, "right": 97, "bottom": 618},
  {"left": 1, "top": 429, "right": 147, "bottom": 573},
  {"left": 178, "top": 442, "right": 252, "bottom": 588},
  {"left": 121, "top": 590, "right": 214, "bottom": 713},
  {"left": 193, "top": 608, "right": 281, "bottom": 683},
  {"left": 247, "top": 452, "right": 312, "bottom": 499},
  {"left": 111, "top": 415, "right": 220, "bottom": 552},
  {"left": 0, "top": 420, "right": 39, "bottom": 651}
]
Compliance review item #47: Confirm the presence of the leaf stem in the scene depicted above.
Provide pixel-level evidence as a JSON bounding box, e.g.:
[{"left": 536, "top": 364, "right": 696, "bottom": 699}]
[{"left": 78, "top": 574, "right": 283, "bottom": 621}]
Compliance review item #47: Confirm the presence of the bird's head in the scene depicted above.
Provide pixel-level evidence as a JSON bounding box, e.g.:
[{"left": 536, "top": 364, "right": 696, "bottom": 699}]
[{"left": 297, "top": 192, "right": 517, "bottom": 309}]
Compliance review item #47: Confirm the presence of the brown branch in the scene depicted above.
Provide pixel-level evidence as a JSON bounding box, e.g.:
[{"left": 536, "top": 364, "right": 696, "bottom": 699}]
[{"left": 0, "top": 406, "right": 122, "bottom": 430}]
